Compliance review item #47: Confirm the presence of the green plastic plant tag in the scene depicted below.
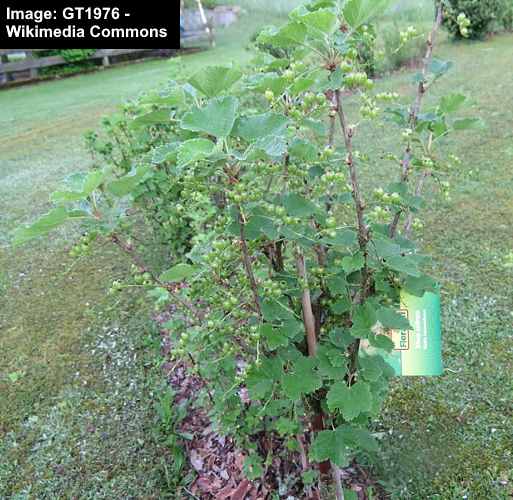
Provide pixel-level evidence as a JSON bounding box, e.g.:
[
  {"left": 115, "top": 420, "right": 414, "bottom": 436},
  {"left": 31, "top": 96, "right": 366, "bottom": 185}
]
[{"left": 368, "top": 289, "right": 443, "bottom": 376}]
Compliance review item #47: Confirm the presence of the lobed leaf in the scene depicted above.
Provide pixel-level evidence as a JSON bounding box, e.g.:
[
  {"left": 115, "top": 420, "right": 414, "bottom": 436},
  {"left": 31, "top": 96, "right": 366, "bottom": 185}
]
[
  {"left": 181, "top": 96, "right": 239, "bottom": 138},
  {"left": 188, "top": 66, "right": 243, "bottom": 98},
  {"left": 326, "top": 381, "right": 372, "bottom": 420},
  {"left": 160, "top": 263, "right": 198, "bottom": 282},
  {"left": 106, "top": 166, "right": 151, "bottom": 197},
  {"left": 13, "top": 208, "right": 90, "bottom": 246}
]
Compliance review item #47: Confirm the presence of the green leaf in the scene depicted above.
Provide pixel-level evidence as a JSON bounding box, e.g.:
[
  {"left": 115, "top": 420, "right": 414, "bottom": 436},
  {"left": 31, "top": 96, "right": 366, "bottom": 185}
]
[
  {"left": 376, "top": 307, "right": 412, "bottom": 330},
  {"left": 147, "top": 287, "right": 170, "bottom": 305},
  {"left": 283, "top": 193, "right": 319, "bottom": 217},
  {"left": 282, "top": 356, "right": 322, "bottom": 400},
  {"left": 351, "top": 301, "right": 377, "bottom": 338},
  {"left": 343, "top": 0, "right": 392, "bottom": 28},
  {"left": 403, "top": 275, "right": 438, "bottom": 297},
  {"left": 323, "top": 229, "right": 358, "bottom": 248},
  {"left": 106, "top": 166, "right": 151, "bottom": 197},
  {"left": 257, "top": 22, "right": 307, "bottom": 48},
  {"left": 177, "top": 138, "right": 215, "bottom": 168},
  {"left": 246, "top": 357, "right": 282, "bottom": 399},
  {"left": 342, "top": 252, "right": 365, "bottom": 274},
  {"left": 188, "top": 66, "right": 242, "bottom": 98},
  {"left": 160, "top": 263, "right": 197, "bottom": 282},
  {"left": 310, "top": 423, "right": 378, "bottom": 467},
  {"left": 429, "top": 58, "right": 454, "bottom": 78},
  {"left": 327, "top": 381, "right": 372, "bottom": 420},
  {"left": 317, "top": 346, "right": 346, "bottom": 380},
  {"left": 439, "top": 93, "right": 466, "bottom": 114},
  {"left": 152, "top": 142, "right": 179, "bottom": 165},
  {"left": 337, "top": 424, "right": 379, "bottom": 452},
  {"left": 140, "top": 85, "right": 186, "bottom": 107},
  {"left": 384, "top": 254, "right": 421, "bottom": 277},
  {"left": 300, "top": 9, "right": 338, "bottom": 34},
  {"left": 274, "top": 416, "right": 299, "bottom": 436},
  {"left": 290, "top": 77, "right": 315, "bottom": 96},
  {"left": 453, "top": 118, "right": 485, "bottom": 130},
  {"left": 83, "top": 170, "right": 105, "bottom": 194},
  {"left": 368, "top": 333, "right": 395, "bottom": 351},
  {"left": 359, "top": 355, "right": 383, "bottom": 382},
  {"left": 181, "top": 96, "right": 239, "bottom": 138},
  {"left": 289, "top": 139, "right": 318, "bottom": 162},
  {"left": 329, "top": 328, "right": 353, "bottom": 349},
  {"left": 261, "top": 299, "right": 295, "bottom": 322},
  {"left": 261, "top": 324, "right": 289, "bottom": 350},
  {"left": 233, "top": 113, "right": 289, "bottom": 142},
  {"left": 327, "top": 275, "right": 348, "bottom": 297},
  {"left": 131, "top": 109, "right": 171, "bottom": 129},
  {"left": 51, "top": 170, "right": 105, "bottom": 203},
  {"left": 254, "top": 135, "right": 288, "bottom": 157},
  {"left": 249, "top": 72, "right": 289, "bottom": 96},
  {"left": 344, "top": 490, "right": 358, "bottom": 500},
  {"left": 13, "top": 208, "right": 89, "bottom": 246},
  {"left": 309, "top": 429, "right": 350, "bottom": 467},
  {"left": 243, "top": 454, "right": 264, "bottom": 480},
  {"left": 372, "top": 234, "right": 401, "bottom": 258}
]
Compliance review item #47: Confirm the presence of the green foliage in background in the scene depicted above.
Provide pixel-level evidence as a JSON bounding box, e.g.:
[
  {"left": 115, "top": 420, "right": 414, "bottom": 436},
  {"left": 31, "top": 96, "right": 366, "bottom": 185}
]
[
  {"left": 442, "top": 0, "right": 503, "bottom": 39},
  {"left": 502, "top": 0, "right": 513, "bottom": 30},
  {"left": 36, "top": 49, "right": 97, "bottom": 77}
]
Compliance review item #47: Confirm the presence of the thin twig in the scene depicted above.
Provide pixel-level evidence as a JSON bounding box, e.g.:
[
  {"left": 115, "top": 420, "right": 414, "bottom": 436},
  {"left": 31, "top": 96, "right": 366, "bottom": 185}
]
[
  {"left": 237, "top": 206, "right": 262, "bottom": 318},
  {"left": 297, "top": 433, "right": 314, "bottom": 498},
  {"left": 327, "top": 92, "right": 337, "bottom": 148},
  {"left": 335, "top": 89, "right": 368, "bottom": 248},
  {"left": 389, "top": 5, "right": 443, "bottom": 238},
  {"left": 404, "top": 170, "right": 431, "bottom": 237}
]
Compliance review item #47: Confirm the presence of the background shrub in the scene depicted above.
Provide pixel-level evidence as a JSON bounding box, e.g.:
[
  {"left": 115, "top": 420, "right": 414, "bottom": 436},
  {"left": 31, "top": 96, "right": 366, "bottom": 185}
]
[
  {"left": 381, "top": 22, "right": 426, "bottom": 72},
  {"left": 36, "top": 49, "right": 97, "bottom": 77},
  {"left": 443, "top": 0, "right": 503, "bottom": 39},
  {"left": 502, "top": 0, "right": 513, "bottom": 30},
  {"left": 183, "top": 0, "right": 220, "bottom": 8}
]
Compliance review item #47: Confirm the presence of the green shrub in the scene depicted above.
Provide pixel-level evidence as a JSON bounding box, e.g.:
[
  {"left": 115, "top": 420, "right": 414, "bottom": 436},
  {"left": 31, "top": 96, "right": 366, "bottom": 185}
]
[
  {"left": 84, "top": 94, "right": 196, "bottom": 259},
  {"left": 36, "top": 49, "right": 96, "bottom": 62},
  {"left": 443, "top": 0, "right": 502, "bottom": 39},
  {"left": 381, "top": 23, "right": 425, "bottom": 72},
  {"left": 183, "top": 0, "right": 219, "bottom": 9},
  {"left": 353, "top": 24, "right": 378, "bottom": 77},
  {"left": 15, "top": 1, "right": 480, "bottom": 496},
  {"left": 36, "top": 49, "right": 97, "bottom": 77},
  {"left": 502, "top": 0, "right": 513, "bottom": 30}
]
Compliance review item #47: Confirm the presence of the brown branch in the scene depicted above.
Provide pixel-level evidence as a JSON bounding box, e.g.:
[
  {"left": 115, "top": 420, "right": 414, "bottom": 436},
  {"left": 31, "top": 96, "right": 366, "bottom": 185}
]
[
  {"left": 332, "top": 463, "right": 345, "bottom": 500},
  {"left": 295, "top": 250, "right": 317, "bottom": 357},
  {"left": 327, "top": 91, "right": 337, "bottom": 148},
  {"left": 389, "top": 5, "right": 443, "bottom": 238},
  {"left": 237, "top": 206, "right": 262, "bottom": 318},
  {"left": 335, "top": 89, "right": 368, "bottom": 249},
  {"left": 334, "top": 90, "right": 376, "bottom": 383}
]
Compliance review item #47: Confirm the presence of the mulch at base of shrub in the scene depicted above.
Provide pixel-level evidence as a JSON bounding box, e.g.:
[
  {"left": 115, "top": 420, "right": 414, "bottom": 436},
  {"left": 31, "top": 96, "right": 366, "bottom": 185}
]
[{"left": 157, "top": 312, "right": 387, "bottom": 499}]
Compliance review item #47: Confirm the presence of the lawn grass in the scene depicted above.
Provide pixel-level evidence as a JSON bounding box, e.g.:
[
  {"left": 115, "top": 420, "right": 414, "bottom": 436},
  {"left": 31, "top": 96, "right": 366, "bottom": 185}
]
[{"left": 0, "top": 4, "right": 512, "bottom": 498}]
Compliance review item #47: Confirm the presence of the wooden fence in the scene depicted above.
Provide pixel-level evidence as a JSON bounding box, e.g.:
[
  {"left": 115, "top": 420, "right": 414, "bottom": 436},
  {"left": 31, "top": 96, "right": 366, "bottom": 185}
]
[{"left": 0, "top": 49, "right": 170, "bottom": 86}]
